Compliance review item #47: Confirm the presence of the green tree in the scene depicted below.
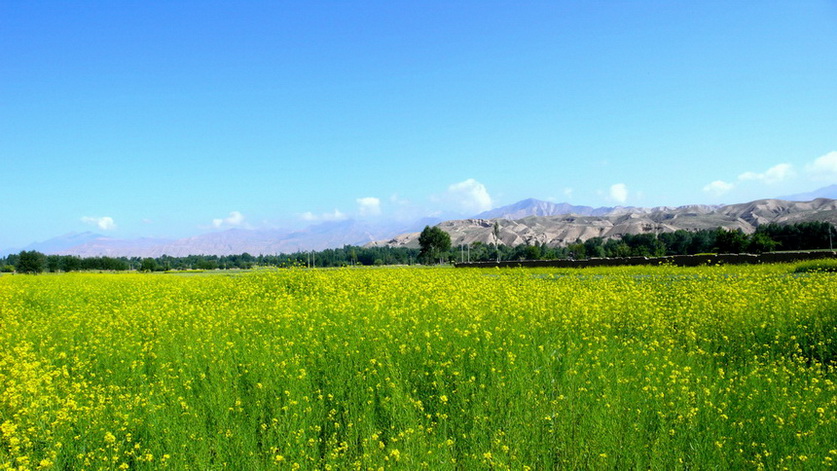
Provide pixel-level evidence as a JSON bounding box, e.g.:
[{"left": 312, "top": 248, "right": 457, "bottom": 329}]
[
  {"left": 714, "top": 228, "right": 749, "bottom": 254},
  {"left": 659, "top": 230, "right": 693, "bottom": 255},
  {"left": 584, "top": 237, "right": 606, "bottom": 258},
  {"left": 604, "top": 239, "right": 632, "bottom": 257},
  {"left": 16, "top": 250, "right": 46, "bottom": 274},
  {"left": 493, "top": 221, "right": 501, "bottom": 262},
  {"left": 567, "top": 242, "right": 586, "bottom": 259},
  {"left": 522, "top": 243, "right": 542, "bottom": 260},
  {"left": 688, "top": 230, "right": 716, "bottom": 254},
  {"left": 621, "top": 233, "right": 666, "bottom": 257},
  {"left": 140, "top": 258, "right": 158, "bottom": 272},
  {"left": 196, "top": 258, "right": 219, "bottom": 270},
  {"left": 747, "top": 232, "right": 778, "bottom": 254},
  {"left": 418, "top": 226, "right": 451, "bottom": 264},
  {"left": 46, "top": 255, "right": 62, "bottom": 272}
]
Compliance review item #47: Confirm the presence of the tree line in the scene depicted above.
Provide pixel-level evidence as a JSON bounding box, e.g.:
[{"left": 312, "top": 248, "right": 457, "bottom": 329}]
[
  {"left": 0, "top": 246, "right": 423, "bottom": 274},
  {"left": 455, "top": 221, "right": 835, "bottom": 262},
  {"left": 2, "top": 222, "right": 833, "bottom": 274}
]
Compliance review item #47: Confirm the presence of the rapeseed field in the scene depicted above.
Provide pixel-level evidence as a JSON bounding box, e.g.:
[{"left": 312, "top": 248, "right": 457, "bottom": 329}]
[{"left": 1, "top": 265, "right": 835, "bottom": 469}]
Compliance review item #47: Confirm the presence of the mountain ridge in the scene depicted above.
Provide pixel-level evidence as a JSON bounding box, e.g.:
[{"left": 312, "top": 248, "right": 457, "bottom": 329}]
[
  {"left": 474, "top": 199, "right": 617, "bottom": 219},
  {"left": 36, "top": 218, "right": 442, "bottom": 258},
  {"left": 779, "top": 184, "right": 837, "bottom": 202},
  {"left": 368, "top": 197, "right": 837, "bottom": 249}
]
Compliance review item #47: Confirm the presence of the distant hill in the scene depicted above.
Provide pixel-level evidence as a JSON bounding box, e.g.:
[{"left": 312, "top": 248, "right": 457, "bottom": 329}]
[
  {"left": 369, "top": 198, "right": 837, "bottom": 249},
  {"left": 18, "top": 232, "right": 112, "bottom": 254},
  {"left": 54, "top": 236, "right": 176, "bottom": 258},
  {"left": 473, "top": 198, "right": 723, "bottom": 220},
  {"left": 779, "top": 184, "right": 837, "bottom": 202},
  {"left": 51, "top": 218, "right": 441, "bottom": 257},
  {"left": 474, "top": 198, "right": 616, "bottom": 219}
]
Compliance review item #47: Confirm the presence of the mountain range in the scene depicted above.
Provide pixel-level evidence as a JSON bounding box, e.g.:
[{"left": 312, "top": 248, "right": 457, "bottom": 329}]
[
  {"left": 779, "top": 184, "right": 837, "bottom": 202},
  {"left": 368, "top": 197, "right": 837, "bottom": 249},
  {"left": 11, "top": 218, "right": 442, "bottom": 258},
  {"left": 7, "top": 186, "right": 837, "bottom": 257},
  {"left": 473, "top": 199, "right": 618, "bottom": 219}
]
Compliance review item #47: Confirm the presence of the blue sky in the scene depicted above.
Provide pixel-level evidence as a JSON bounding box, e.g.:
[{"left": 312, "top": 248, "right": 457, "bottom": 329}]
[{"left": 2, "top": 1, "right": 836, "bottom": 249}]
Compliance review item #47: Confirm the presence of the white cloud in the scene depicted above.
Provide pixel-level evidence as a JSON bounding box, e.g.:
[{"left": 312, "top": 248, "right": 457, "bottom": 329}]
[
  {"left": 212, "top": 211, "right": 245, "bottom": 228},
  {"left": 609, "top": 183, "right": 628, "bottom": 204},
  {"left": 805, "top": 151, "right": 837, "bottom": 181},
  {"left": 300, "top": 209, "right": 347, "bottom": 222},
  {"left": 738, "top": 163, "right": 795, "bottom": 184},
  {"left": 356, "top": 197, "right": 381, "bottom": 217},
  {"left": 81, "top": 216, "right": 116, "bottom": 231},
  {"left": 703, "top": 180, "right": 735, "bottom": 196},
  {"left": 441, "top": 178, "right": 493, "bottom": 214}
]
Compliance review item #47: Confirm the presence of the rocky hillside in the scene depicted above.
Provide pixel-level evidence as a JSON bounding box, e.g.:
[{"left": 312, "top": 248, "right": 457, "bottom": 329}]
[{"left": 367, "top": 198, "right": 837, "bottom": 249}]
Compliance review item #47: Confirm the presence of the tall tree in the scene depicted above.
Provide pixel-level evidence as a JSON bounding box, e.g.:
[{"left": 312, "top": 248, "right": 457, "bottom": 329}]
[
  {"left": 493, "top": 221, "right": 501, "bottom": 262},
  {"left": 15, "top": 250, "right": 46, "bottom": 274},
  {"left": 418, "top": 226, "right": 451, "bottom": 264},
  {"left": 714, "top": 228, "right": 749, "bottom": 254},
  {"left": 140, "top": 258, "right": 158, "bottom": 272}
]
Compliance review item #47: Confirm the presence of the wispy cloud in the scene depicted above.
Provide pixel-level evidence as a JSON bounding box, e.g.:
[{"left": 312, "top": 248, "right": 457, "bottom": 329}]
[
  {"left": 81, "top": 216, "right": 116, "bottom": 231},
  {"left": 738, "top": 163, "right": 795, "bottom": 184},
  {"left": 435, "top": 178, "right": 493, "bottom": 214},
  {"left": 300, "top": 209, "right": 347, "bottom": 222},
  {"left": 702, "top": 180, "right": 735, "bottom": 197},
  {"left": 212, "top": 211, "right": 245, "bottom": 228},
  {"left": 609, "top": 183, "right": 628, "bottom": 204},
  {"left": 703, "top": 162, "right": 798, "bottom": 198},
  {"left": 356, "top": 197, "right": 381, "bottom": 217},
  {"left": 805, "top": 151, "right": 837, "bottom": 181}
]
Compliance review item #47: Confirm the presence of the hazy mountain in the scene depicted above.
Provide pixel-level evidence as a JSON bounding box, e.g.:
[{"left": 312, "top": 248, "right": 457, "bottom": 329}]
[
  {"left": 52, "top": 217, "right": 442, "bottom": 257},
  {"left": 60, "top": 236, "right": 175, "bottom": 258},
  {"left": 474, "top": 198, "right": 615, "bottom": 219},
  {"left": 12, "top": 232, "right": 108, "bottom": 255},
  {"left": 779, "top": 185, "right": 837, "bottom": 202},
  {"left": 370, "top": 198, "right": 837, "bottom": 249}
]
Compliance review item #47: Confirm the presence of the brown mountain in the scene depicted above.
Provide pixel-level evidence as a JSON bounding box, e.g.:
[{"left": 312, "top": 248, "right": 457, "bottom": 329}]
[{"left": 367, "top": 198, "right": 837, "bottom": 249}]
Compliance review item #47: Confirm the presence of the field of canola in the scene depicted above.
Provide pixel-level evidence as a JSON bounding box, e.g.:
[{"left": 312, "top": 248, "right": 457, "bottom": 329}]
[{"left": 1, "top": 265, "right": 836, "bottom": 470}]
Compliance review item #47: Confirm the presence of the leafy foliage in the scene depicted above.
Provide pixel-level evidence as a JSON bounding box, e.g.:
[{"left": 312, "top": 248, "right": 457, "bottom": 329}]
[
  {"left": 756, "top": 221, "right": 836, "bottom": 251},
  {"left": 14, "top": 250, "right": 46, "bottom": 274},
  {"left": 418, "top": 226, "right": 451, "bottom": 264}
]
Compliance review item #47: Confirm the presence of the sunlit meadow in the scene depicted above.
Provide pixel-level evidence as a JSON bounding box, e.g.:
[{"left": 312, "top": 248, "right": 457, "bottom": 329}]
[{"left": 1, "top": 264, "right": 836, "bottom": 470}]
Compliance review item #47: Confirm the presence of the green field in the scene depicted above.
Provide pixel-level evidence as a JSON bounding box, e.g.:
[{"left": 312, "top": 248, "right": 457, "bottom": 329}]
[{"left": 1, "top": 265, "right": 835, "bottom": 469}]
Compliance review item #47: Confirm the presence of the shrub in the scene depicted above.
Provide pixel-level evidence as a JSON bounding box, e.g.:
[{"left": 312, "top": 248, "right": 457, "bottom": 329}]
[{"left": 793, "top": 259, "right": 837, "bottom": 273}]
